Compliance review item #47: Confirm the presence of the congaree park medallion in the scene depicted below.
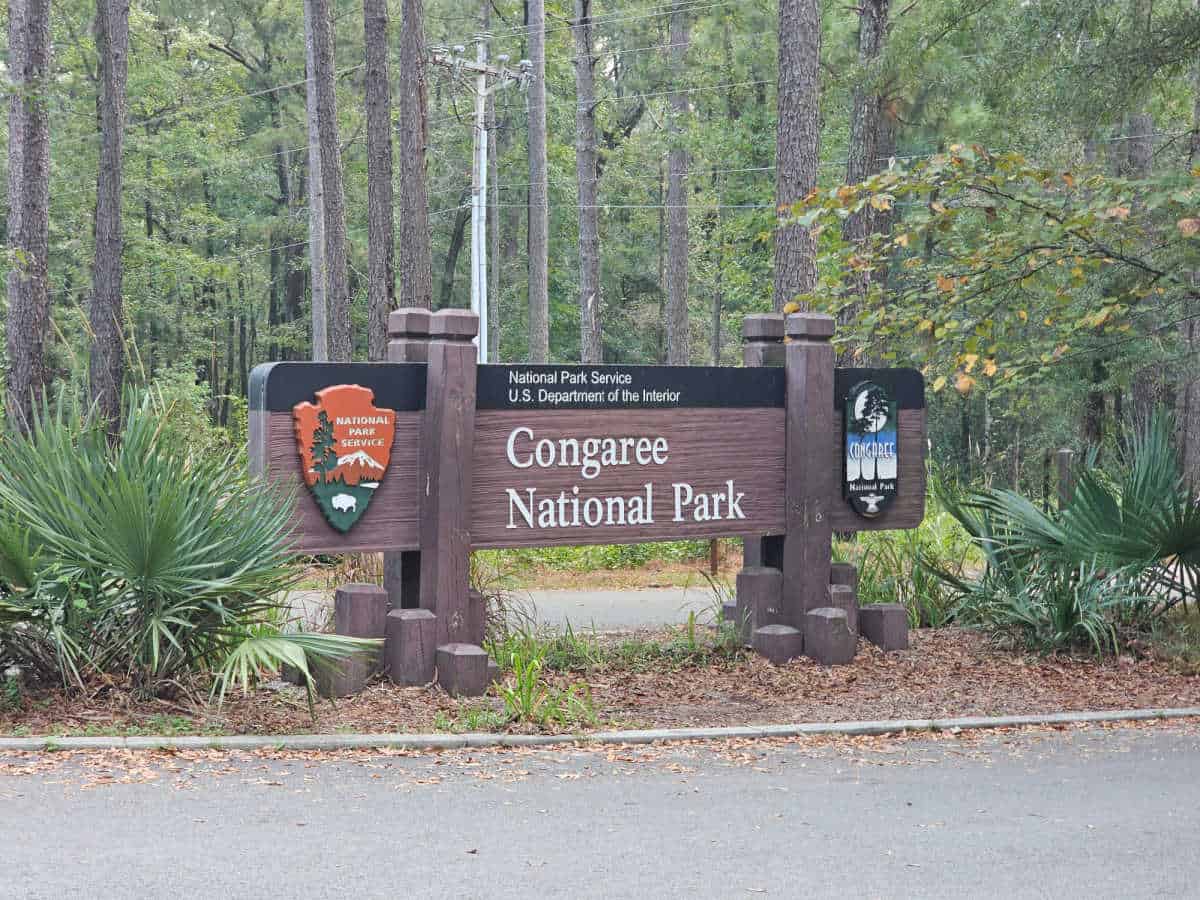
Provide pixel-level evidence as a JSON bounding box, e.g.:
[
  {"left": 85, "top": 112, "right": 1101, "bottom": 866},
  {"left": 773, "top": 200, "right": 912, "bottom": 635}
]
[{"left": 844, "top": 379, "right": 898, "bottom": 519}]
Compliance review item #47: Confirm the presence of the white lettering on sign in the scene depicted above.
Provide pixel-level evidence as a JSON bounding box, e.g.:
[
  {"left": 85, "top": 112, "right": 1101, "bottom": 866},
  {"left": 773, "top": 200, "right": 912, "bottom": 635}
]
[
  {"left": 848, "top": 441, "right": 895, "bottom": 460},
  {"left": 505, "top": 427, "right": 669, "bottom": 480},
  {"left": 672, "top": 481, "right": 745, "bottom": 522},
  {"left": 502, "top": 426, "right": 747, "bottom": 532}
]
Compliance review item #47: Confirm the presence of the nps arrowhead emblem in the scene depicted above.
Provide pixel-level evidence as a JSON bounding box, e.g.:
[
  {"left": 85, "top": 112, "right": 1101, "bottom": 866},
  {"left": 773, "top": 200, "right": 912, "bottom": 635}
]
[{"left": 293, "top": 384, "right": 396, "bottom": 533}]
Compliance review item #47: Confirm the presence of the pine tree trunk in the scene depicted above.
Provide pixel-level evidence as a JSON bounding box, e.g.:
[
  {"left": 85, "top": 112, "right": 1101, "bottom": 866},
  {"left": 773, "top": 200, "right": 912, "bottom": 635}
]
[
  {"left": 774, "top": 0, "right": 821, "bottom": 311},
  {"left": 88, "top": 0, "right": 130, "bottom": 434},
  {"left": 527, "top": 0, "right": 550, "bottom": 362},
  {"left": 665, "top": 2, "right": 690, "bottom": 365},
  {"left": 573, "top": 0, "right": 602, "bottom": 363},
  {"left": 6, "top": 0, "right": 25, "bottom": 255},
  {"left": 711, "top": 175, "right": 723, "bottom": 365},
  {"left": 4, "top": 0, "right": 50, "bottom": 431},
  {"left": 440, "top": 192, "right": 472, "bottom": 308},
  {"left": 397, "top": 0, "right": 433, "bottom": 309},
  {"left": 304, "top": 8, "right": 328, "bottom": 360},
  {"left": 307, "top": 0, "right": 351, "bottom": 361},
  {"left": 839, "top": 0, "right": 889, "bottom": 360},
  {"left": 364, "top": 0, "right": 395, "bottom": 360},
  {"left": 1176, "top": 0, "right": 1200, "bottom": 488},
  {"left": 1125, "top": 0, "right": 1159, "bottom": 426},
  {"left": 386, "top": 0, "right": 432, "bottom": 611}
]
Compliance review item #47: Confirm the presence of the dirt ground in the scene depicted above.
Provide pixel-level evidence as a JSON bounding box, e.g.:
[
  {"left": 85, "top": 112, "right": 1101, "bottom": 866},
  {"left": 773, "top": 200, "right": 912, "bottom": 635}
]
[{"left": 3, "top": 627, "right": 1196, "bottom": 737}]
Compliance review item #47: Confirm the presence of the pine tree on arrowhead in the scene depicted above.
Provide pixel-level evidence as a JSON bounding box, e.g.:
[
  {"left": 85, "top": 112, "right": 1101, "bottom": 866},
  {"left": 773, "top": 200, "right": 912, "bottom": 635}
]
[{"left": 311, "top": 412, "right": 337, "bottom": 483}]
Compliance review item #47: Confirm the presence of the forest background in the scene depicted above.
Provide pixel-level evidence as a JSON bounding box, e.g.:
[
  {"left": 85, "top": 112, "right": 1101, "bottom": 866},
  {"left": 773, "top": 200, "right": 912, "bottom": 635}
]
[{"left": 3, "top": 0, "right": 1200, "bottom": 495}]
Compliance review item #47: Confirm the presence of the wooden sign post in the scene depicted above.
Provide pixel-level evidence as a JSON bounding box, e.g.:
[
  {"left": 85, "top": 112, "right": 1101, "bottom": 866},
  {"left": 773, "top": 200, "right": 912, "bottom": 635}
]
[{"left": 249, "top": 309, "right": 926, "bottom": 696}]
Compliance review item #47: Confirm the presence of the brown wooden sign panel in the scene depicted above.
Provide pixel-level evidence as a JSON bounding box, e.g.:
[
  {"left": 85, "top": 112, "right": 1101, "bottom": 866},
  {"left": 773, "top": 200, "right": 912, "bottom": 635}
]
[
  {"left": 248, "top": 358, "right": 925, "bottom": 553},
  {"left": 470, "top": 408, "right": 785, "bottom": 549},
  {"left": 260, "top": 411, "right": 421, "bottom": 553},
  {"left": 249, "top": 363, "right": 426, "bottom": 554}
]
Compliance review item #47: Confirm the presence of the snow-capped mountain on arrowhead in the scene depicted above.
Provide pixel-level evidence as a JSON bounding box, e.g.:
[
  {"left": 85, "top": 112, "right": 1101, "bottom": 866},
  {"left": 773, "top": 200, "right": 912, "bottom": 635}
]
[
  {"left": 333, "top": 449, "right": 385, "bottom": 485},
  {"left": 337, "top": 450, "right": 385, "bottom": 470}
]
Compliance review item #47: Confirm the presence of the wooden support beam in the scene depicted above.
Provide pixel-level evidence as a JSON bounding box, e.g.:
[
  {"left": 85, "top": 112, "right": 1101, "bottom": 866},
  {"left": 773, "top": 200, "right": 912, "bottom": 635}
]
[
  {"left": 782, "top": 312, "right": 836, "bottom": 628},
  {"left": 418, "top": 309, "right": 479, "bottom": 647}
]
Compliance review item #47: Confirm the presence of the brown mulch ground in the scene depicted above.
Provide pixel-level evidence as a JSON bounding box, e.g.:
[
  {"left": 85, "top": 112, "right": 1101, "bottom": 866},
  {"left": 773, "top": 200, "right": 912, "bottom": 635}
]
[{"left": 2, "top": 627, "right": 1196, "bottom": 737}]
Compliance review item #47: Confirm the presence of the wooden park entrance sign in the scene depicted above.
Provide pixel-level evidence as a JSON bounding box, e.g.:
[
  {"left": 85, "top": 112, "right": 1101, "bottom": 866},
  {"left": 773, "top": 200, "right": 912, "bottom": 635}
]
[{"left": 250, "top": 309, "right": 925, "bottom": 696}]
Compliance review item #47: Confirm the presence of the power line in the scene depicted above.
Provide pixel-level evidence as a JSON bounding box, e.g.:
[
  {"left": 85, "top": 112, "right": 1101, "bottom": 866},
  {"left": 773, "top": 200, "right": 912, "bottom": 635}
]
[
  {"left": 49, "top": 63, "right": 366, "bottom": 155},
  {"left": 484, "top": 0, "right": 742, "bottom": 42}
]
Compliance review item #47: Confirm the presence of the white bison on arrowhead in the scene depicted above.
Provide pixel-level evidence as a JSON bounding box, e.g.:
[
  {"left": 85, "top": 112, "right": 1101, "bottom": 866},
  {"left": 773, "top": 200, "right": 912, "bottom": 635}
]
[{"left": 331, "top": 493, "right": 357, "bottom": 513}]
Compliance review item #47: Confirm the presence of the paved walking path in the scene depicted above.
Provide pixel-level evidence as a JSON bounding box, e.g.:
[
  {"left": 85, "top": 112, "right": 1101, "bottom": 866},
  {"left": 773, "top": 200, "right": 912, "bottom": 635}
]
[
  {"left": 2, "top": 724, "right": 1196, "bottom": 898},
  {"left": 291, "top": 586, "right": 710, "bottom": 632}
]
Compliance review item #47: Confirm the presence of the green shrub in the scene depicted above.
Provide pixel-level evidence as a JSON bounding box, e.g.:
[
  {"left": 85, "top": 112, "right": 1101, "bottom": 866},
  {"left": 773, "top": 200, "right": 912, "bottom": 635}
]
[
  {"left": 0, "top": 395, "right": 373, "bottom": 703},
  {"left": 494, "top": 639, "right": 596, "bottom": 728},
  {"left": 837, "top": 484, "right": 979, "bottom": 627},
  {"left": 926, "top": 412, "right": 1190, "bottom": 653},
  {"left": 483, "top": 539, "right": 719, "bottom": 577},
  {"left": 953, "top": 559, "right": 1126, "bottom": 655}
]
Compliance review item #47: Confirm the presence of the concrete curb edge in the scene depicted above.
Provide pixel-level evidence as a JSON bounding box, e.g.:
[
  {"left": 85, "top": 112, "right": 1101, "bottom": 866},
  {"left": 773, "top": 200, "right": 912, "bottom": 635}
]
[{"left": 3, "top": 707, "right": 1199, "bottom": 753}]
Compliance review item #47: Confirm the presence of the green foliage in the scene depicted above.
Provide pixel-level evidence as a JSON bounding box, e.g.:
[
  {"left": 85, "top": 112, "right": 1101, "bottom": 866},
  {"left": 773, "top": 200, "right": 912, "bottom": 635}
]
[
  {"left": 494, "top": 638, "right": 596, "bottom": 729},
  {"left": 0, "top": 393, "right": 373, "bottom": 704},
  {"left": 926, "top": 413, "right": 1194, "bottom": 652},
  {"left": 956, "top": 559, "right": 1123, "bottom": 655},
  {"left": 434, "top": 705, "right": 509, "bottom": 734},
  {"left": 487, "top": 605, "right": 746, "bottom": 679},
  {"left": 2, "top": 667, "right": 22, "bottom": 711},
  {"left": 837, "top": 482, "right": 979, "bottom": 628},
  {"left": 486, "top": 540, "right": 718, "bottom": 577},
  {"left": 794, "top": 147, "right": 1200, "bottom": 390}
]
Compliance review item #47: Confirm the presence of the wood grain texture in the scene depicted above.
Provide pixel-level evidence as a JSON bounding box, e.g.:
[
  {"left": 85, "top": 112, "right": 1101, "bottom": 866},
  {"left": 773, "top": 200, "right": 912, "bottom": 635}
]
[
  {"left": 418, "top": 338, "right": 478, "bottom": 645},
  {"left": 471, "top": 408, "right": 786, "bottom": 548},
  {"left": 253, "top": 380, "right": 924, "bottom": 554},
  {"left": 261, "top": 411, "right": 421, "bottom": 553},
  {"left": 783, "top": 334, "right": 835, "bottom": 625},
  {"left": 827, "top": 408, "right": 926, "bottom": 531}
]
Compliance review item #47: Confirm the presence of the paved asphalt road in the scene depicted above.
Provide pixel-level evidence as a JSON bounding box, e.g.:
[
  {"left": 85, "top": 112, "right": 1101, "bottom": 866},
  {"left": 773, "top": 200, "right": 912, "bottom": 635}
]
[
  {"left": 291, "top": 586, "right": 708, "bottom": 632},
  {"left": 2, "top": 724, "right": 1197, "bottom": 898}
]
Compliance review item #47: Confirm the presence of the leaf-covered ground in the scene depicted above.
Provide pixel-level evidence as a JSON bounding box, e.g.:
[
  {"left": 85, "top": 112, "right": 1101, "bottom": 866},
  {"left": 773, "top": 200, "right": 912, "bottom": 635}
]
[{"left": 2, "top": 628, "right": 1196, "bottom": 737}]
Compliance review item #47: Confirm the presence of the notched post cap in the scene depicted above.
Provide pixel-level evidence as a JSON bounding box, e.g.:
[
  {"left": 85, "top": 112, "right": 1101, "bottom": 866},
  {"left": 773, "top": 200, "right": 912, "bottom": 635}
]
[
  {"left": 336, "top": 583, "right": 389, "bottom": 598},
  {"left": 388, "top": 308, "right": 433, "bottom": 337},
  {"left": 785, "top": 312, "right": 836, "bottom": 340},
  {"left": 743, "top": 313, "right": 786, "bottom": 342},
  {"left": 429, "top": 309, "right": 479, "bottom": 340}
]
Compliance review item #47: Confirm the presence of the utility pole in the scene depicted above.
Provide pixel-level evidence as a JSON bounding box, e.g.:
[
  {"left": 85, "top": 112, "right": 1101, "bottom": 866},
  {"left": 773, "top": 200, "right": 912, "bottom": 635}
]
[{"left": 430, "top": 37, "right": 531, "bottom": 362}]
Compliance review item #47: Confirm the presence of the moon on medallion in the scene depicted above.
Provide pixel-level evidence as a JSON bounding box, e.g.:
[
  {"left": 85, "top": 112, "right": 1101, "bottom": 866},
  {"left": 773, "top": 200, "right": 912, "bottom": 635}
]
[{"left": 853, "top": 390, "right": 887, "bottom": 433}]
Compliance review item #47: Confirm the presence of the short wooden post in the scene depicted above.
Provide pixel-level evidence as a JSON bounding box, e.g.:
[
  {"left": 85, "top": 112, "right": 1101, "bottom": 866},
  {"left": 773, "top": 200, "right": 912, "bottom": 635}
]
[
  {"left": 1042, "top": 448, "right": 1052, "bottom": 513},
  {"left": 386, "top": 608, "right": 437, "bottom": 685},
  {"left": 830, "top": 562, "right": 859, "bottom": 595},
  {"left": 418, "top": 309, "right": 480, "bottom": 653},
  {"left": 317, "top": 583, "right": 388, "bottom": 698},
  {"left": 783, "top": 312, "right": 836, "bottom": 629},
  {"left": 742, "top": 313, "right": 785, "bottom": 570},
  {"left": 736, "top": 566, "right": 784, "bottom": 642},
  {"left": 1056, "top": 447, "right": 1075, "bottom": 508},
  {"left": 385, "top": 309, "right": 432, "bottom": 610}
]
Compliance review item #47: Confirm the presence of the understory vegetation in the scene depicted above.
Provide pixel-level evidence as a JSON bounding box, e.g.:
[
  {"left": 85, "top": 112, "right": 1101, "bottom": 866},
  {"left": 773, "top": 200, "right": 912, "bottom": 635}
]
[
  {"left": 469, "top": 606, "right": 746, "bottom": 729},
  {"left": 837, "top": 488, "right": 980, "bottom": 629},
  {"left": 927, "top": 414, "right": 1200, "bottom": 655},
  {"left": 0, "top": 394, "right": 372, "bottom": 705}
]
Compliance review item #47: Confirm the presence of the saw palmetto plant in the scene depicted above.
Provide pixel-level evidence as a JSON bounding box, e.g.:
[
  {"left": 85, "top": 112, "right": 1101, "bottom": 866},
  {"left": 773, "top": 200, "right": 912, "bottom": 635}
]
[
  {"left": 0, "top": 394, "right": 374, "bottom": 703},
  {"left": 926, "top": 413, "right": 1192, "bottom": 652}
]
